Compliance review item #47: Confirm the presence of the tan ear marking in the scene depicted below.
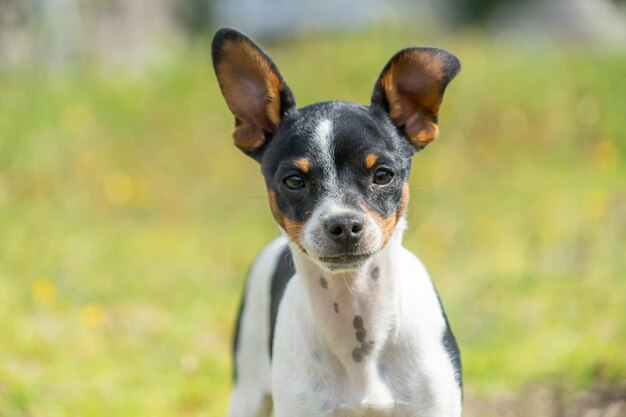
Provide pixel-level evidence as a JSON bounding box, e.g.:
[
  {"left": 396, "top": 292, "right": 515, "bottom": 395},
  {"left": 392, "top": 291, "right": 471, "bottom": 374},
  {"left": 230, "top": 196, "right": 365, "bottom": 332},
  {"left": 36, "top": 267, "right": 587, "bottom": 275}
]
[
  {"left": 214, "top": 35, "right": 286, "bottom": 153},
  {"left": 381, "top": 52, "right": 445, "bottom": 147},
  {"left": 374, "top": 47, "right": 460, "bottom": 150},
  {"left": 381, "top": 71, "right": 401, "bottom": 121}
]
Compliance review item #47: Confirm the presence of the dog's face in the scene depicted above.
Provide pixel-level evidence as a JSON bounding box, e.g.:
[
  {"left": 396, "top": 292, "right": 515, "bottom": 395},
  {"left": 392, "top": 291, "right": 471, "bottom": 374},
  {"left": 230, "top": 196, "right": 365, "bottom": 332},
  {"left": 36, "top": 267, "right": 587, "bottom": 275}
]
[
  {"left": 260, "top": 103, "right": 413, "bottom": 270},
  {"left": 212, "top": 28, "right": 460, "bottom": 271}
]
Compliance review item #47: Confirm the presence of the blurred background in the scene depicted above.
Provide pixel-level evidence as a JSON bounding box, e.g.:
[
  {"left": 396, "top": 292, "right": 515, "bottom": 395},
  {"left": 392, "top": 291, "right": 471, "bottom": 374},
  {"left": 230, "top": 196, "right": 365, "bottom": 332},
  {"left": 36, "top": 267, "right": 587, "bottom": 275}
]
[{"left": 1, "top": 0, "right": 625, "bottom": 416}]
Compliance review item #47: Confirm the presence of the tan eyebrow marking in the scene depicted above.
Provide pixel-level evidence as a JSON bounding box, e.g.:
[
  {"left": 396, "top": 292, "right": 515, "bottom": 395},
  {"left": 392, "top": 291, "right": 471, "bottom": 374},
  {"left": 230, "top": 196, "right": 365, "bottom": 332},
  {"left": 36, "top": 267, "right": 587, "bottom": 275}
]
[
  {"left": 365, "top": 153, "right": 379, "bottom": 169},
  {"left": 294, "top": 157, "right": 310, "bottom": 173}
]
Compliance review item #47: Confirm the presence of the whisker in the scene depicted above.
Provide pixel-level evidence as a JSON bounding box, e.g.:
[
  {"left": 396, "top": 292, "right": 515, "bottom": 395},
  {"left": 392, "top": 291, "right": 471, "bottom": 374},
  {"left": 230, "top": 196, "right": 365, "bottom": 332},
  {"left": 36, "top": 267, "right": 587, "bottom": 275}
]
[{"left": 342, "top": 272, "right": 356, "bottom": 298}]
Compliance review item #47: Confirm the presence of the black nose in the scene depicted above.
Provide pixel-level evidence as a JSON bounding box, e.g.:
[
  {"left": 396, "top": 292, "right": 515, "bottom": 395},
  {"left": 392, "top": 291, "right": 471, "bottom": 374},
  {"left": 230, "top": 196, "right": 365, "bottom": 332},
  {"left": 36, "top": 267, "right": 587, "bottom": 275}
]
[{"left": 325, "top": 215, "right": 364, "bottom": 245}]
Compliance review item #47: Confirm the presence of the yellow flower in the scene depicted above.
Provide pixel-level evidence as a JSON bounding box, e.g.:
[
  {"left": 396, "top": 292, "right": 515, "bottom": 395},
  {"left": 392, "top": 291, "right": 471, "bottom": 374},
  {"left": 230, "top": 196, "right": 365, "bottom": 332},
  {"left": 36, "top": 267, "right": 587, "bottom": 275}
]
[
  {"left": 102, "top": 171, "right": 135, "bottom": 206},
  {"left": 101, "top": 171, "right": 150, "bottom": 207},
  {"left": 32, "top": 277, "right": 56, "bottom": 306},
  {"left": 80, "top": 304, "right": 106, "bottom": 329}
]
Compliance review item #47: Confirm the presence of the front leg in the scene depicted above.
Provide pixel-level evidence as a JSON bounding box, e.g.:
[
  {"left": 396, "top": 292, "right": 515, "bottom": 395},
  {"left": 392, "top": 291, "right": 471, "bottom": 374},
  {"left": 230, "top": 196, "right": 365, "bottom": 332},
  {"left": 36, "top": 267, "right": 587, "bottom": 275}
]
[
  {"left": 416, "top": 377, "right": 462, "bottom": 417},
  {"left": 271, "top": 281, "right": 339, "bottom": 417}
]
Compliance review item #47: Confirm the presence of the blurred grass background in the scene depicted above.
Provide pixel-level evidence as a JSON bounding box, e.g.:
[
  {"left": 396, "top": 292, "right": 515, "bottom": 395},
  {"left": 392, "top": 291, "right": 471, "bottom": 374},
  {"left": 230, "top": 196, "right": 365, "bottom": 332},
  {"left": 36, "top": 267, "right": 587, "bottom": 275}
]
[{"left": 1, "top": 22, "right": 626, "bottom": 416}]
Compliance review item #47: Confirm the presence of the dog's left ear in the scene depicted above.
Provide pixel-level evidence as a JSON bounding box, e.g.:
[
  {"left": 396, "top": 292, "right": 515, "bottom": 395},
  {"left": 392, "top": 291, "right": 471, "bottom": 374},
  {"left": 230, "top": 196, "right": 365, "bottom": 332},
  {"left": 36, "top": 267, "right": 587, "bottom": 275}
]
[
  {"left": 212, "top": 28, "right": 296, "bottom": 158},
  {"left": 371, "top": 47, "right": 461, "bottom": 151}
]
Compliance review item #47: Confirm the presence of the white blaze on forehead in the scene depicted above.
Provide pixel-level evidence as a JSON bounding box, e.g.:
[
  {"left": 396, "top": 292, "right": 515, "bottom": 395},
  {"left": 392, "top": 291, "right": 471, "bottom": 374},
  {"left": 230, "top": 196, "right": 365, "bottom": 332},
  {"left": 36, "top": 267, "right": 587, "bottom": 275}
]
[
  {"left": 312, "top": 118, "right": 335, "bottom": 175},
  {"left": 311, "top": 119, "right": 338, "bottom": 196},
  {"left": 314, "top": 118, "right": 333, "bottom": 146}
]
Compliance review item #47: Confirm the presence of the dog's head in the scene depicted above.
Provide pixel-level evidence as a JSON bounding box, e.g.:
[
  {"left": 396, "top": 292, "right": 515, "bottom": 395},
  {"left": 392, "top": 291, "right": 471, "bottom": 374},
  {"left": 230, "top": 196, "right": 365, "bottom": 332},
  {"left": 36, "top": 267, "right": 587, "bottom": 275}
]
[{"left": 212, "top": 28, "right": 460, "bottom": 271}]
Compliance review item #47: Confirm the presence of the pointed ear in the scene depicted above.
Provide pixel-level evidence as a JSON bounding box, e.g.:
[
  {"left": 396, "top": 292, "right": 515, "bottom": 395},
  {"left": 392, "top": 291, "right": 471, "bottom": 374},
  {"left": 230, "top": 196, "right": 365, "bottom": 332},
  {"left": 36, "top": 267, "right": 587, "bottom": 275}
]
[
  {"left": 212, "top": 28, "right": 295, "bottom": 157},
  {"left": 371, "top": 47, "right": 461, "bottom": 151}
]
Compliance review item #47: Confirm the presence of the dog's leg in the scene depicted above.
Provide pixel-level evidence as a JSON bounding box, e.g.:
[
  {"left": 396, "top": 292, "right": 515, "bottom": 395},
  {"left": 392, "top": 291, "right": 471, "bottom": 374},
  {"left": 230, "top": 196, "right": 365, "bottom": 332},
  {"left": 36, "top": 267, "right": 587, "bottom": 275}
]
[
  {"left": 227, "top": 237, "right": 288, "bottom": 417},
  {"left": 228, "top": 386, "right": 272, "bottom": 417}
]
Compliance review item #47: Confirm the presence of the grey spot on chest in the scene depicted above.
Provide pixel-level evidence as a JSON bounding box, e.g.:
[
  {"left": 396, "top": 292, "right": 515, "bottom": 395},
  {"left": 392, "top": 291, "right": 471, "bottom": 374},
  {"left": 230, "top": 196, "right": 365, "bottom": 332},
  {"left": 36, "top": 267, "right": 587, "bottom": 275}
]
[
  {"left": 371, "top": 266, "right": 380, "bottom": 281},
  {"left": 320, "top": 276, "right": 328, "bottom": 289},
  {"left": 350, "top": 315, "right": 375, "bottom": 363},
  {"left": 356, "top": 328, "right": 367, "bottom": 342}
]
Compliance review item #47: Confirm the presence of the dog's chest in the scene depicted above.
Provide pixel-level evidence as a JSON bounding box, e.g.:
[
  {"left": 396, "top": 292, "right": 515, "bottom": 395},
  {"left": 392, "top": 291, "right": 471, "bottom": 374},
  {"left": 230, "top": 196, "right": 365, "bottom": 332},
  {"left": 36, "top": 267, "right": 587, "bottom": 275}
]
[
  {"left": 273, "top": 252, "right": 443, "bottom": 415},
  {"left": 270, "top": 245, "right": 462, "bottom": 417},
  {"left": 309, "top": 267, "right": 397, "bottom": 364},
  {"left": 291, "top": 338, "right": 428, "bottom": 417}
]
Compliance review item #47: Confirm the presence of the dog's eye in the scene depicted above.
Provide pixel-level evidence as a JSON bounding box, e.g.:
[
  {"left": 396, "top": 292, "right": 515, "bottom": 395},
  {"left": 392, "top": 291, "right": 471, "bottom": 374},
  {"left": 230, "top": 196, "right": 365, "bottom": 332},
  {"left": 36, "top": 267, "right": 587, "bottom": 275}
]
[
  {"left": 373, "top": 168, "right": 394, "bottom": 185},
  {"left": 283, "top": 175, "right": 305, "bottom": 190}
]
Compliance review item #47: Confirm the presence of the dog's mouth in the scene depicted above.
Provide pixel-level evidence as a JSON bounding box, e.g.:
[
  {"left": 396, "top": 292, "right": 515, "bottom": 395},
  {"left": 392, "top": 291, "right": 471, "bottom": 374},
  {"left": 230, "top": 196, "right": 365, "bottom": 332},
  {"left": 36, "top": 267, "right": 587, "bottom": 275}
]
[{"left": 317, "top": 253, "right": 373, "bottom": 270}]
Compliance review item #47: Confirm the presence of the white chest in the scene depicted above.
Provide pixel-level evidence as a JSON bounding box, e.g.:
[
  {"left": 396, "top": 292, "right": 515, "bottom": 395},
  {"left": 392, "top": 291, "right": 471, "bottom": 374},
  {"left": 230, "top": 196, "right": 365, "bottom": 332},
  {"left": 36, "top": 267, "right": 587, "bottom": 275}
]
[{"left": 271, "top": 247, "right": 462, "bottom": 417}]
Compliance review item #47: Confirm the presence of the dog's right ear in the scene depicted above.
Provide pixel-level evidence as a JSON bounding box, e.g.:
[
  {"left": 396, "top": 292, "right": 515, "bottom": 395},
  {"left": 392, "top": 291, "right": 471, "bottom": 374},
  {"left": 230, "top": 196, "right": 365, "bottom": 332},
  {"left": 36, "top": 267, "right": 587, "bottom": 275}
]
[{"left": 212, "top": 28, "right": 296, "bottom": 159}]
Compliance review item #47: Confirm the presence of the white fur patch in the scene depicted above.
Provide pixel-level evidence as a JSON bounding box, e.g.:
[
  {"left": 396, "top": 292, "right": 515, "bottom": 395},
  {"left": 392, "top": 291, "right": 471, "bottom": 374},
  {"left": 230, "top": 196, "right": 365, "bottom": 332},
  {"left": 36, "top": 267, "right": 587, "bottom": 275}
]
[
  {"left": 313, "top": 119, "right": 333, "bottom": 153},
  {"left": 311, "top": 118, "right": 337, "bottom": 188}
]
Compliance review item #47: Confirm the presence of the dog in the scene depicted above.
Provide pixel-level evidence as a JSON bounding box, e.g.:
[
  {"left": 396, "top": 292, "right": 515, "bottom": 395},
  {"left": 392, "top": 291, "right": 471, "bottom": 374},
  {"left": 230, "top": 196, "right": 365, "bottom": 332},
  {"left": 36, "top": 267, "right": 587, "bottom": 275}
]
[{"left": 212, "top": 27, "right": 462, "bottom": 417}]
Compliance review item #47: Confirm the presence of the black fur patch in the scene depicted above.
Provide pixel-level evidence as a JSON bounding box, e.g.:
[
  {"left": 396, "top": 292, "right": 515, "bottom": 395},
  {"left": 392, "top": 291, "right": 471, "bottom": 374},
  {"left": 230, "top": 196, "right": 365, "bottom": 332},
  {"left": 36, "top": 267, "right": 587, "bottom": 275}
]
[
  {"left": 320, "top": 276, "right": 328, "bottom": 289},
  {"left": 352, "top": 348, "right": 363, "bottom": 363},
  {"left": 269, "top": 245, "right": 296, "bottom": 358},
  {"left": 232, "top": 279, "right": 246, "bottom": 383},
  {"left": 356, "top": 328, "right": 367, "bottom": 342},
  {"left": 434, "top": 291, "right": 463, "bottom": 394},
  {"left": 371, "top": 266, "right": 380, "bottom": 281}
]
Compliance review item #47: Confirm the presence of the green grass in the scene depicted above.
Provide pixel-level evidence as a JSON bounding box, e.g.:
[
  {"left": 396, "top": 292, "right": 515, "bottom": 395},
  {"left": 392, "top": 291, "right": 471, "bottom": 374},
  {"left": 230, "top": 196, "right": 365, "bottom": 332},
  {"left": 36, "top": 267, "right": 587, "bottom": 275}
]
[{"left": 1, "top": 28, "right": 625, "bottom": 415}]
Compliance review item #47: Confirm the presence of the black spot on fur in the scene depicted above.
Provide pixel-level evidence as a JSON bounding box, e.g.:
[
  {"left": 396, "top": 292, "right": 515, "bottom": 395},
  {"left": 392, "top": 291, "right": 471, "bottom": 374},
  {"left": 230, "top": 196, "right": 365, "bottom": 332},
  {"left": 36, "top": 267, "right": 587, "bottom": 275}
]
[
  {"left": 320, "top": 276, "right": 328, "bottom": 289},
  {"left": 352, "top": 340, "right": 374, "bottom": 363},
  {"left": 334, "top": 303, "right": 339, "bottom": 313},
  {"left": 371, "top": 266, "right": 380, "bottom": 281},
  {"left": 356, "top": 328, "right": 367, "bottom": 342},
  {"left": 353, "top": 315, "right": 364, "bottom": 329}
]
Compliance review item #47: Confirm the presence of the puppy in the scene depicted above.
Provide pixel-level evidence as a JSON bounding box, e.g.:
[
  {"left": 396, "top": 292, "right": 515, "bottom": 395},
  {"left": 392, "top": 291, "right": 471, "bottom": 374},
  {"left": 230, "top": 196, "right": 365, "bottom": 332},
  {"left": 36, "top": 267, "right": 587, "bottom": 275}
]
[{"left": 212, "top": 27, "right": 462, "bottom": 417}]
